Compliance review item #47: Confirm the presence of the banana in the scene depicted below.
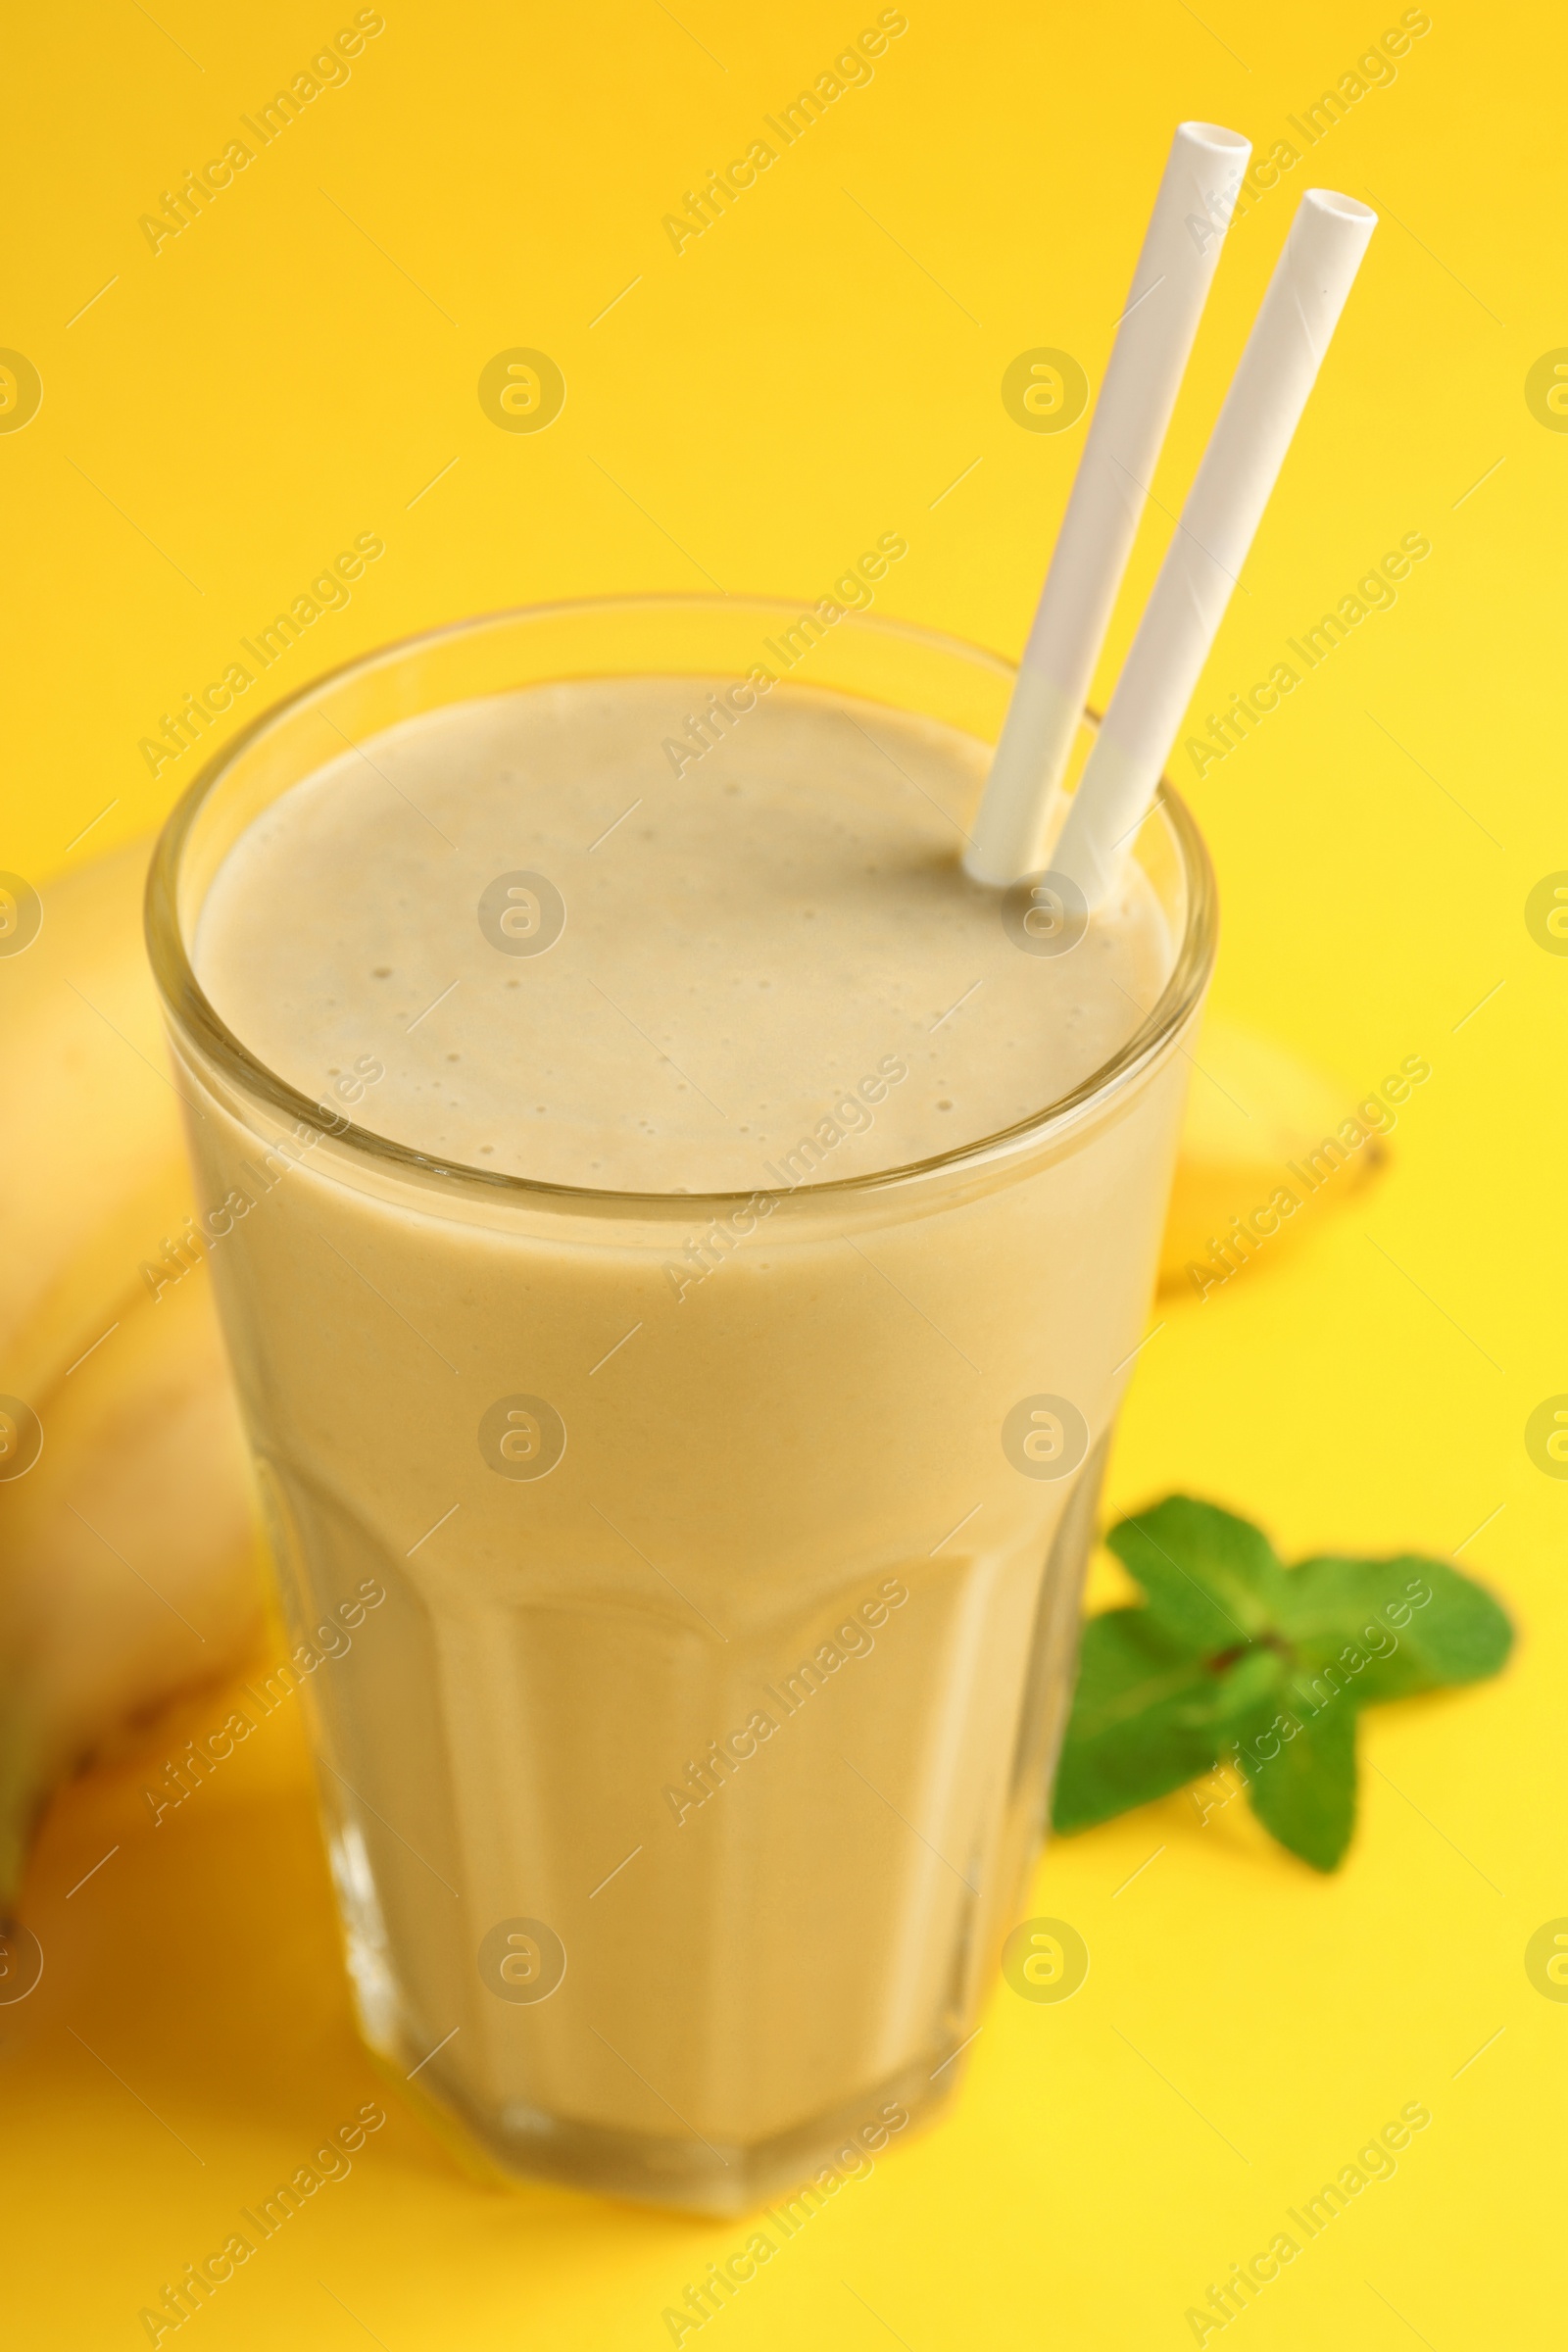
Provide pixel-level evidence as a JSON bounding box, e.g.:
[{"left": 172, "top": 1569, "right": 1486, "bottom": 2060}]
[
  {"left": 0, "top": 838, "right": 260, "bottom": 1914},
  {"left": 1159, "top": 1013, "right": 1389, "bottom": 1294},
  {"left": 0, "top": 839, "right": 197, "bottom": 1399},
  {"left": 0, "top": 1274, "right": 257, "bottom": 1899}
]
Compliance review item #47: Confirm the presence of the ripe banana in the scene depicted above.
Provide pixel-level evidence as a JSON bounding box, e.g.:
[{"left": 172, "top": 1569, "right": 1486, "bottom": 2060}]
[
  {"left": 1159, "top": 1013, "right": 1390, "bottom": 1293},
  {"left": 0, "top": 839, "right": 260, "bottom": 1914}
]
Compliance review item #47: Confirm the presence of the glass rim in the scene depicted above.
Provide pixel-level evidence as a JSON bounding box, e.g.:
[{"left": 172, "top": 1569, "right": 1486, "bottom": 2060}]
[{"left": 146, "top": 591, "right": 1218, "bottom": 1213}]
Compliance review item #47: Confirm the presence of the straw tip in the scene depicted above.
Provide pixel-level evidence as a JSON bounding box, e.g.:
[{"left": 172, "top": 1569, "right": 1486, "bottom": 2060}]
[
  {"left": 1300, "top": 188, "right": 1379, "bottom": 227},
  {"left": 1175, "top": 120, "right": 1251, "bottom": 158}
]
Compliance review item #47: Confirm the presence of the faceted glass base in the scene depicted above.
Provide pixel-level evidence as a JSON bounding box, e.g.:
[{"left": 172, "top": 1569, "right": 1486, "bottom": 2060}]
[{"left": 372, "top": 2035, "right": 956, "bottom": 2215}]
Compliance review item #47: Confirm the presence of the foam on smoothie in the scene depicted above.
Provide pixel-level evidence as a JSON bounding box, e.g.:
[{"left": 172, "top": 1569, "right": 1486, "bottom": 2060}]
[{"left": 196, "top": 677, "right": 1172, "bottom": 1191}]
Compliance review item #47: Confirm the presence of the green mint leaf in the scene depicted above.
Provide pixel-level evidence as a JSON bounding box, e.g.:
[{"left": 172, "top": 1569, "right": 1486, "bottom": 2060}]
[
  {"left": 1106, "top": 1495, "right": 1289, "bottom": 1652},
  {"left": 1240, "top": 1696, "right": 1357, "bottom": 1872},
  {"left": 1053, "top": 1608, "right": 1281, "bottom": 1835},
  {"left": 1055, "top": 1495, "right": 1515, "bottom": 1872},
  {"left": 1276, "top": 1553, "right": 1514, "bottom": 1705}
]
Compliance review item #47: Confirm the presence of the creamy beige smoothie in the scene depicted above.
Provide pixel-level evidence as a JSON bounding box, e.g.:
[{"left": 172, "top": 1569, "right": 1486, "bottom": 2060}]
[
  {"left": 160, "top": 658, "right": 1202, "bottom": 2211},
  {"left": 195, "top": 678, "right": 1168, "bottom": 1189}
]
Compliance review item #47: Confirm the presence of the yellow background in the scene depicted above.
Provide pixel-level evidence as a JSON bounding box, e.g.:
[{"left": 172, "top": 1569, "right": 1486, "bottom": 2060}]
[{"left": 3, "top": 1, "right": 1561, "bottom": 2343}]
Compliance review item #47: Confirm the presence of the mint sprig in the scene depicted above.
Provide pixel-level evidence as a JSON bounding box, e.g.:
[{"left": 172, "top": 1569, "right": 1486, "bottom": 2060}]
[{"left": 1053, "top": 1496, "right": 1513, "bottom": 1871}]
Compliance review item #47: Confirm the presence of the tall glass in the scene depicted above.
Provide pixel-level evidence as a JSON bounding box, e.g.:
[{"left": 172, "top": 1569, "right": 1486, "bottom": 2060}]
[{"left": 147, "top": 598, "right": 1215, "bottom": 2213}]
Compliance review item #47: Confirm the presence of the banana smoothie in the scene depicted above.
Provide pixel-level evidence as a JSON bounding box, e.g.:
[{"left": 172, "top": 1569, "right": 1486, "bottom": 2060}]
[{"left": 164, "top": 659, "right": 1204, "bottom": 2209}]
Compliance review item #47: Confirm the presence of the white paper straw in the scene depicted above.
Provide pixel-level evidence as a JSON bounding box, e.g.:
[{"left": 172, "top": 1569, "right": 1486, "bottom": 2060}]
[
  {"left": 963, "top": 122, "right": 1252, "bottom": 887},
  {"left": 1051, "top": 189, "right": 1377, "bottom": 908}
]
